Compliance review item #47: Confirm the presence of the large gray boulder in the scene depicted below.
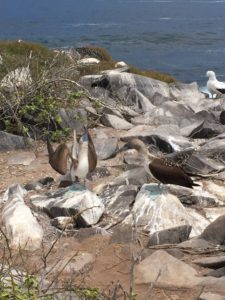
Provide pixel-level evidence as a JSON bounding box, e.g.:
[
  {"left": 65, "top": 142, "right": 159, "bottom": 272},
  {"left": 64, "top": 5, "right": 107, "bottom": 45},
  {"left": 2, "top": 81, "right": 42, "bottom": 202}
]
[
  {"left": 123, "top": 184, "right": 207, "bottom": 236},
  {"left": 135, "top": 250, "right": 201, "bottom": 288},
  {"left": 0, "top": 131, "right": 29, "bottom": 151}
]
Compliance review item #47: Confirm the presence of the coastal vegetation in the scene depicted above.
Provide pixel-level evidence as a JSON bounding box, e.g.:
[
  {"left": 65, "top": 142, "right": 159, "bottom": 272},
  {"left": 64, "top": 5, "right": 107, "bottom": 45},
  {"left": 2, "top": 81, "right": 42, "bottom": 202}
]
[{"left": 0, "top": 41, "right": 175, "bottom": 141}]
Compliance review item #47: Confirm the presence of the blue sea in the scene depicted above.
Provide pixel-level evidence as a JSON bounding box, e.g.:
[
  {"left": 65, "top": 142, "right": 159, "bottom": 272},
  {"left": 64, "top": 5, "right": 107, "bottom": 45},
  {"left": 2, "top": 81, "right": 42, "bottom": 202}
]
[{"left": 1, "top": 0, "right": 225, "bottom": 85}]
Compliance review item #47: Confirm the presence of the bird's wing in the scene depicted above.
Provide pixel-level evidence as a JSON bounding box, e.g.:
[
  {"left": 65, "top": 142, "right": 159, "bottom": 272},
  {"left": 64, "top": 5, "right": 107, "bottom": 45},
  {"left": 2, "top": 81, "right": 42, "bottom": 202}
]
[
  {"left": 214, "top": 80, "right": 225, "bottom": 90},
  {"left": 88, "top": 130, "right": 97, "bottom": 172},
  {"left": 48, "top": 142, "right": 71, "bottom": 175}
]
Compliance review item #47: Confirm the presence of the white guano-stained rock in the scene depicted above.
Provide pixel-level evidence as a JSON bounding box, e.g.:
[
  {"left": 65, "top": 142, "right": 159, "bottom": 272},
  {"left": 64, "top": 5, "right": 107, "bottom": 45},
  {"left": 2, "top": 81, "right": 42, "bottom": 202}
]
[
  {"left": 1, "top": 184, "right": 43, "bottom": 250},
  {"left": 31, "top": 183, "right": 105, "bottom": 227},
  {"left": 78, "top": 57, "right": 100, "bottom": 65},
  {"left": 1, "top": 66, "right": 32, "bottom": 91},
  {"left": 123, "top": 184, "right": 208, "bottom": 236}
]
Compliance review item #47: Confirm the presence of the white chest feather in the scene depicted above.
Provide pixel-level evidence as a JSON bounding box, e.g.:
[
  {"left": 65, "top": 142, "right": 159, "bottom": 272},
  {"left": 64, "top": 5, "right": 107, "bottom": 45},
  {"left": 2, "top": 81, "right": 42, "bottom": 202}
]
[{"left": 71, "top": 143, "right": 89, "bottom": 179}]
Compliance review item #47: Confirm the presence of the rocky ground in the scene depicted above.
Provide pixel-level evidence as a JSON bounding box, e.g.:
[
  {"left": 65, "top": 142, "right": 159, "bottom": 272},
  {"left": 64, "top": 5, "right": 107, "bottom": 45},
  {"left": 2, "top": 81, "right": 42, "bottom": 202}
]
[{"left": 1, "top": 43, "right": 225, "bottom": 299}]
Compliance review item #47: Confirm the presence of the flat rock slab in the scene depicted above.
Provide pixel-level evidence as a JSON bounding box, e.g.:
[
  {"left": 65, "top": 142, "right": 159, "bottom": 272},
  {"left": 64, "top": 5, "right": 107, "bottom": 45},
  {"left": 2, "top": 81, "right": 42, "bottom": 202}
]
[
  {"left": 199, "top": 292, "right": 225, "bottom": 300},
  {"left": 135, "top": 250, "right": 201, "bottom": 288},
  {"left": 8, "top": 152, "right": 36, "bottom": 166},
  {"left": 147, "top": 225, "right": 192, "bottom": 246},
  {"left": 193, "top": 256, "right": 225, "bottom": 269}
]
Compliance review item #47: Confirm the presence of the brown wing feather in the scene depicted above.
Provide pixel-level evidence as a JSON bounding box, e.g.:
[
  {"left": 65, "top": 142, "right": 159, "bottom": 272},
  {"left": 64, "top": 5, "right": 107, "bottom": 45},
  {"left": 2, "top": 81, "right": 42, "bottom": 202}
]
[
  {"left": 149, "top": 158, "right": 196, "bottom": 188},
  {"left": 47, "top": 140, "right": 70, "bottom": 175},
  {"left": 87, "top": 131, "right": 97, "bottom": 173}
]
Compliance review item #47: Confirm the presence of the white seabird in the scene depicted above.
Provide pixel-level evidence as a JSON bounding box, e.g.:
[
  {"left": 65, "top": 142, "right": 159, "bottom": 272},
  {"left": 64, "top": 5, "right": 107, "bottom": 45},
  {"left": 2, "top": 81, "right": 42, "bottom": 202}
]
[{"left": 206, "top": 70, "right": 225, "bottom": 99}]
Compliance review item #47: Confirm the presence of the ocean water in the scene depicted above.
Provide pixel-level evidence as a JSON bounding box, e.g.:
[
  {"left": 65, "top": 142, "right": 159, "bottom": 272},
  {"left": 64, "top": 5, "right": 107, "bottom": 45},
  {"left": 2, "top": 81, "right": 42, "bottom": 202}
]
[{"left": 1, "top": 0, "right": 225, "bottom": 85}]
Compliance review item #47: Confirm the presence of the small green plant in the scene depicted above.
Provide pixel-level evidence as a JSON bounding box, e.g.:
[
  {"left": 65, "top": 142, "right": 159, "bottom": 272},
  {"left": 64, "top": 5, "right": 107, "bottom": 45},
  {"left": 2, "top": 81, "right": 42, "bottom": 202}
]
[{"left": 75, "top": 287, "right": 101, "bottom": 300}]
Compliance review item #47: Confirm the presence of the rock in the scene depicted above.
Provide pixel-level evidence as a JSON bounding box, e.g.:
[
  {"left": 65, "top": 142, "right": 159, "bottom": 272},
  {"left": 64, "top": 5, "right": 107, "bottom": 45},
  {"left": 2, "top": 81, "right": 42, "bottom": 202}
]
[
  {"left": 169, "top": 81, "right": 205, "bottom": 103},
  {"left": 100, "top": 114, "right": 133, "bottom": 130},
  {"left": 204, "top": 208, "right": 225, "bottom": 223},
  {"left": 58, "top": 108, "right": 87, "bottom": 131},
  {"left": 178, "top": 238, "right": 214, "bottom": 249},
  {"left": 193, "top": 256, "right": 225, "bottom": 269},
  {"left": 199, "top": 134, "right": 225, "bottom": 159},
  {"left": 93, "top": 137, "right": 118, "bottom": 160},
  {"left": 77, "top": 57, "right": 100, "bottom": 65},
  {"left": 135, "top": 250, "right": 200, "bottom": 288},
  {"left": 180, "top": 118, "right": 204, "bottom": 137},
  {"left": 101, "top": 106, "right": 123, "bottom": 118},
  {"left": 0, "top": 131, "right": 30, "bottom": 152},
  {"left": 204, "top": 182, "right": 225, "bottom": 203},
  {"left": 199, "top": 292, "right": 225, "bottom": 300},
  {"left": 100, "top": 185, "right": 139, "bottom": 219},
  {"left": 0, "top": 54, "right": 3, "bottom": 65},
  {"left": 200, "top": 215, "right": 225, "bottom": 245},
  {"left": 24, "top": 177, "right": 54, "bottom": 191},
  {"left": 2, "top": 184, "right": 43, "bottom": 250},
  {"left": 185, "top": 207, "right": 210, "bottom": 237},
  {"left": 123, "top": 184, "right": 199, "bottom": 235},
  {"left": 147, "top": 225, "right": 192, "bottom": 246},
  {"left": 126, "top": 87, "right": 156, "bottom": 113},
  {"left": 121, "top": 124, "right": 192, "bottom": 153},
  {"left": 111, "top": 167, "right": 150, "bottom": 186},
  {"left": 7, "top": 152, "right": 36, "bottom": 166},
  {"left": 31, "top": 183, "right": 105, "bottom": 227},
  {"left": 183, "top": 154, "right": 225, "bottom": 175},
  {"left": 115, "top": 61, "right": 128, "bottom": 68},
  {"left": 200, "top": 277, "right": 225, "bottom": 293},
  {"left": 206, "top": 267, "right": 225, "bottom": 278},
  {"left": 167, "top": 185, "right": 219, "bottom": 207},
  {"left": 50, "top": 216, "right": 74, "bottom": 230},
  {"left": 1, "top": 66, "right": 32, "bottom": 91}
]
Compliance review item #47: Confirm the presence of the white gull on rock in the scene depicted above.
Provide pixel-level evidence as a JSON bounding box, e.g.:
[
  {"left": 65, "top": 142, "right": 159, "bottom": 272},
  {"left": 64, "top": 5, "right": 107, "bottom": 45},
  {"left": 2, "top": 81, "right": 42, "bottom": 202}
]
[{"left": 206, "top": 70, "right": 225, "bottom": 99}]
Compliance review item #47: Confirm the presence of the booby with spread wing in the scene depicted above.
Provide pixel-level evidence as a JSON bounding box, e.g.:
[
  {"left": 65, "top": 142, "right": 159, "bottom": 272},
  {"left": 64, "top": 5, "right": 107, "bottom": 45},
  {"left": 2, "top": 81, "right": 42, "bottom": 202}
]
[
  {"left": 47, "top": 127, "right": 97, "bottom": 184},
  {"left": 206, "top": 70, "right": 225, "bottom": 99}
]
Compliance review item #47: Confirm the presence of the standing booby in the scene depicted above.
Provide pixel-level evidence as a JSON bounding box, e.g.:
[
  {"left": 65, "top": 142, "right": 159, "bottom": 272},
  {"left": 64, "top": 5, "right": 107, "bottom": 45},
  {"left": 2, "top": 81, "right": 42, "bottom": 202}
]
[
  {"left": 206, "top": 70, "right": 225, "bottom": 99},
  {"left": 70, "top": 127, "right": 97, "bottom": 181},
  {"left": 121, "top": 138, "right": 199, "bottom": 188},
  {"left": 47, "top": 128, "right": 97, "bottom": 183}
]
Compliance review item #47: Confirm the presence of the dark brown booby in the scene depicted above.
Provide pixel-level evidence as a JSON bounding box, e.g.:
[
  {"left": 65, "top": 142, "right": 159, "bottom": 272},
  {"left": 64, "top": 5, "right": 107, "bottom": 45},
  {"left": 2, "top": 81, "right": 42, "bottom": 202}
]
[{"left": 122, "top": 138, "right": 199, "bottom": 188}]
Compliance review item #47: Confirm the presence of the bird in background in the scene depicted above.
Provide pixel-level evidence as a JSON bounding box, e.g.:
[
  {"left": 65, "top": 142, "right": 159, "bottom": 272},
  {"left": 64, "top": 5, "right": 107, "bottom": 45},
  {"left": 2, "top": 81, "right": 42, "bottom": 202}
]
[
  {"left": 206, "top": 70, "right": 225, "bottom": 99},
  {"left": 47, "top": 127, "right": 97, "bottom": 186},
  {"left": 119, "top": 138, "right": 199, "bottom": 189}
]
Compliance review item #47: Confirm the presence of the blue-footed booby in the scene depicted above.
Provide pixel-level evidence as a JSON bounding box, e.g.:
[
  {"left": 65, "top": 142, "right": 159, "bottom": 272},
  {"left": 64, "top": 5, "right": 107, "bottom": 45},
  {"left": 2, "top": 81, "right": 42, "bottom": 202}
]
[
  {"left": 47, "top": 127, "right": 97, "bottom": 184},
  {"left": 120, "top": 138, "right": 199, "bottom": 188},
  {"left": 206, "top": 71, "right": 225, "bottom": 99}
]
